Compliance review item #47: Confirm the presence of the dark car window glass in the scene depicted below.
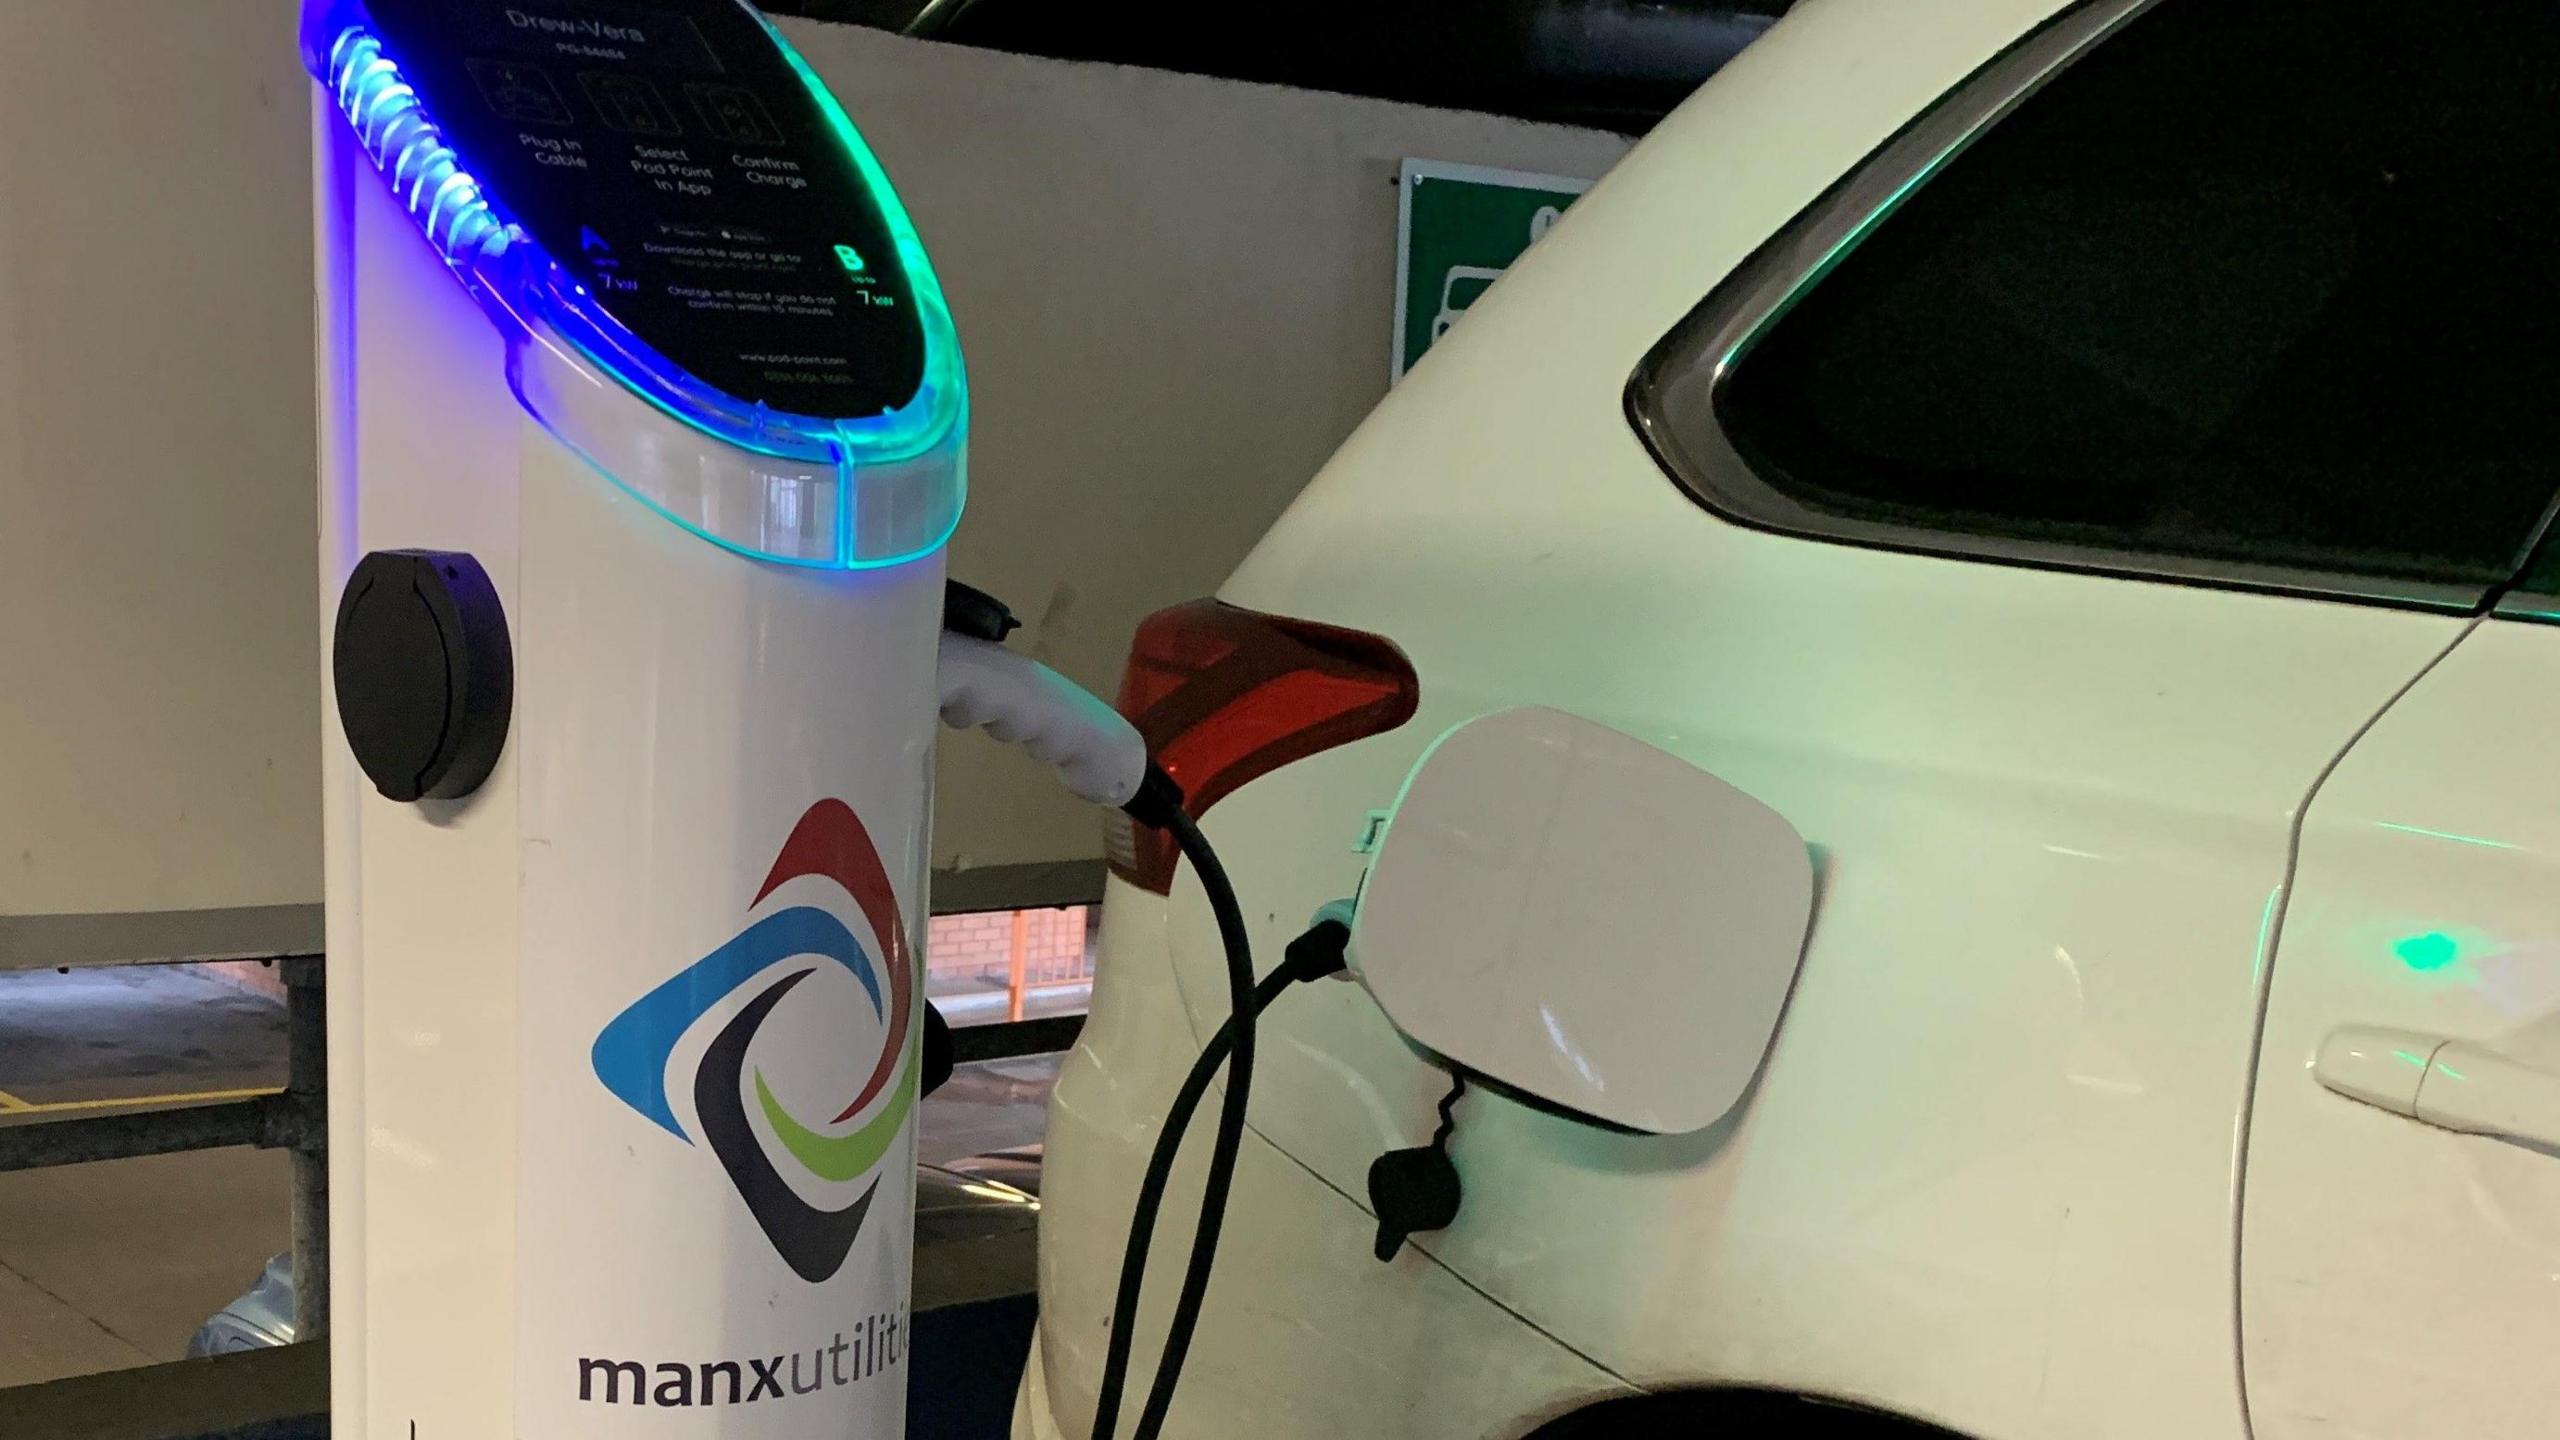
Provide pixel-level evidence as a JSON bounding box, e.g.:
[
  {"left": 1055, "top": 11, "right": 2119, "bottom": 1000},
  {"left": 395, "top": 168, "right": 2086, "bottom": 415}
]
[{"left": 1657, "top": 0, "right": 2560, "bottom": 591}]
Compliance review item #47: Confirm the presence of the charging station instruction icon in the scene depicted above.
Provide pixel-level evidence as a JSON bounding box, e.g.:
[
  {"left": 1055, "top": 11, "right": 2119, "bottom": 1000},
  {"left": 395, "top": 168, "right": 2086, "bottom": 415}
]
[
  {"left": 467, "top": 58, "right": 571, "bottom": 125},
  {"left": 688, "top": 80, "right": 787, "bottom": 145}
]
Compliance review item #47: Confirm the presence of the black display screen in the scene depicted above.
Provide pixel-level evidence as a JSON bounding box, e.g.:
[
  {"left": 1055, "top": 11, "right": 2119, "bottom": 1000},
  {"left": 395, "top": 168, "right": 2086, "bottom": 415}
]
[{"left": 365, "top": 0, "right": 926, "bottom": 419}]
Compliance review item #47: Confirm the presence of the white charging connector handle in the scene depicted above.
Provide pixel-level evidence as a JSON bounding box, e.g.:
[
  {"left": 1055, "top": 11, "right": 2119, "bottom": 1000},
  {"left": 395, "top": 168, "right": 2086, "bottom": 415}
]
[{"left": 937, "top": 632, "right": 1149, "bottom": 809}]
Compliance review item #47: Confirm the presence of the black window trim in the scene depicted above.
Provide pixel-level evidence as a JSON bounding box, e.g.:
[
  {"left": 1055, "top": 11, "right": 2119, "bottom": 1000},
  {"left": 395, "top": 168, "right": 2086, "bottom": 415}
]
[
  {"left": 2492, "top": 503, "right": 2560, "bottom": 620},
  {"left": 1624, "top": 0, "right": 2496, "bottom": 615}
]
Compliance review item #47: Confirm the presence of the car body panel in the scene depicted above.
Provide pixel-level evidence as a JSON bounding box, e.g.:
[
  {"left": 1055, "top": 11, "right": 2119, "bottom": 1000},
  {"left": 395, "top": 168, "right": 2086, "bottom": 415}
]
[
  {"left": 1030, "top": 890, "right": 1636, "bottom": 1438},
  {"left": 1030, "top": 0, "right": 2512, "bottom": 1435},
  {"left": 1157, "top": 571, "right": 2459, "bottom": 1437},
  {"left": 2243, "top": 617, "right": 2560, "bottom": 1440}
]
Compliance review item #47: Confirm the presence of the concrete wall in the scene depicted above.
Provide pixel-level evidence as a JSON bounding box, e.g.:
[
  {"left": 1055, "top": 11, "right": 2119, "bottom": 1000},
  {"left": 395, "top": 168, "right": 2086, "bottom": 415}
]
[
  {"left": 779, "top": 23, "right": 1633, "bottom": 885},
  {"left": 0, "top": 1, "right": 320, "bottom": 919},
  {"left": 0, "top": 4, "right": 1630, "bottom": 927}
]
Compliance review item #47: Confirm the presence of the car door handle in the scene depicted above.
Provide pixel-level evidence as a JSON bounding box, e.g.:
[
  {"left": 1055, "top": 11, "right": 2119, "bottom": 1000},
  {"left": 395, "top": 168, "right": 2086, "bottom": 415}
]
[{"left": 2316, "top": 1025, "right": 2560, "bottom": 1156}]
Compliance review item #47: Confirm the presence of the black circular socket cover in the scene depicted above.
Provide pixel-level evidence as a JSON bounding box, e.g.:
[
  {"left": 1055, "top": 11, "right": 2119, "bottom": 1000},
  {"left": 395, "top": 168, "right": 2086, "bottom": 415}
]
[{"left": 333, "top": 550, "right": 513, "bottom": 803}]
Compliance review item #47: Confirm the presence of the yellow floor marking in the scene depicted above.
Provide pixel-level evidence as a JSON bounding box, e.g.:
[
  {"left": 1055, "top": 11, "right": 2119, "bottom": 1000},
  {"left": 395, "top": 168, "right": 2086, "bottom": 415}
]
[
  {"left": 0, "top": 1088, "right": 29, "bottom": 1112},
  {"left": 5, "top": 1085, "right": 282, "bottom": 1116}
]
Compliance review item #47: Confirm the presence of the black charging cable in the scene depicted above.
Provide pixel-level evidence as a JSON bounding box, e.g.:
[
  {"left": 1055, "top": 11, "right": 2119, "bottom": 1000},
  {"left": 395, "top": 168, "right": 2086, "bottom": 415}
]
[
  {"left": 1093, "top": 777, "right": 1348, "bottom": 1440},
  {"left": 1093, "top": 911, "right": 1350, "bottom": 1440},
  {"left": 931, "top": 586, "right": 1332, "bottom": 1437},
  {"left": 931, "top": 586, "right": 1306, "bottom": 1435}
]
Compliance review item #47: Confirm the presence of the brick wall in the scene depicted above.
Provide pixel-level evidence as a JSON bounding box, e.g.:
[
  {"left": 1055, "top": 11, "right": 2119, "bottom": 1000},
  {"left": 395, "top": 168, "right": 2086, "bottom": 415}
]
[
  {"left": 925, "top": 906, "right": 1094, "bottom": 989},
  {"left": 198, "top": 910, "right": 1098, "bottom": 1001},
  {"left": 201, "top": 958, "right": 287, "bottom": 1000}
]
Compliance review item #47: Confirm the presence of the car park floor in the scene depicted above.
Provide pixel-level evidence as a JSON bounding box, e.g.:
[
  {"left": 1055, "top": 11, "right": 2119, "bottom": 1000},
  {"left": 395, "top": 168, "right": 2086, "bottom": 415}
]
[
  {"left": 0, "top": 966, "right": 294, "bottom": 1384},
  {"left": 0, "top": 963, "right": 1055, "bottom": 1433}
]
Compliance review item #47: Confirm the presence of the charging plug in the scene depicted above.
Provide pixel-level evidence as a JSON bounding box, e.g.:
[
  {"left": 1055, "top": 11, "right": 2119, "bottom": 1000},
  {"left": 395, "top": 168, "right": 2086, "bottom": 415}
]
[
  {"left": 1280, "top": 917, "right": 1350, "bottom": 984},
  {"left": 936, "top": 632, "right": 1148, "bottom": 809}
]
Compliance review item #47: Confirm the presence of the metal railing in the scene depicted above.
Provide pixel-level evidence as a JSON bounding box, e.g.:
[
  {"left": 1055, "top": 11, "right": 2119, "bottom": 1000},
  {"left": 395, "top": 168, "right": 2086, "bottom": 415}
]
[{"left": 0, "top": 948, "right": 330, "bottom": 1344}]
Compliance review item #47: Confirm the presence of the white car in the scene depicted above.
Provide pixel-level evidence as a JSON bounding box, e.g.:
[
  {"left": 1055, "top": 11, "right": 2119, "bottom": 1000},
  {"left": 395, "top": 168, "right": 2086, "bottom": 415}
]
[{"left": 1018, "top": 0, "right": 2560, "bottom": 1435}]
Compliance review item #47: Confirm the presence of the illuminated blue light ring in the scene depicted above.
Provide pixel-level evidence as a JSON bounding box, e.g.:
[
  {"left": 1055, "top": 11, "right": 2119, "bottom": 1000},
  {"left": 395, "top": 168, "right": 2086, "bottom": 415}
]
[{"left": 303, "top": 4, "right": 967, "bottom": 568}]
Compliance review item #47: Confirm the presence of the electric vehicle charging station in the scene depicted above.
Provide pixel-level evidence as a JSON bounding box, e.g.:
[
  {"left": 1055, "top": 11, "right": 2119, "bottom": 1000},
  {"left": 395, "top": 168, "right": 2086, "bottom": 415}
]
[
  {"left": 309, "top": 1, "right": 961, "bottom": 1433},
  {"left": 303, "top": 5, "right": 1820, "bottom": 1436}
]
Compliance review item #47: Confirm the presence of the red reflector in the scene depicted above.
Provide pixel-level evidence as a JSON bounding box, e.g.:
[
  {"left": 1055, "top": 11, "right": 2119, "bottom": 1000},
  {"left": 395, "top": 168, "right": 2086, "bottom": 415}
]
[{"left": 1104, "top": 600, "right": 1420, "bottom": 894}]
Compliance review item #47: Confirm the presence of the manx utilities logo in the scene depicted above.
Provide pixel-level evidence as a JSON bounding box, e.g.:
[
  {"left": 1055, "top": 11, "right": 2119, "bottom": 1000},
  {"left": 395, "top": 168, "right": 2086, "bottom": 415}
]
[{"left": 591, "top": 799, "right": 917, "bottom": 1282}]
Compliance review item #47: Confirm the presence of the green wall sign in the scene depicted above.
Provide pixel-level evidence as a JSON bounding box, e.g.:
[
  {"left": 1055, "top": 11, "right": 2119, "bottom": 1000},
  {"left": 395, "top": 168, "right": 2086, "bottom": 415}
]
[{"left": 1393, "top": 159, "right": 1593, "bottom": 381}]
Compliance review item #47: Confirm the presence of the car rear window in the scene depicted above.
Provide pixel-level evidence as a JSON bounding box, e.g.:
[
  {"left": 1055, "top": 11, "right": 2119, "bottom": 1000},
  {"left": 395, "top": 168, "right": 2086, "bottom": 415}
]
[{"left": 1638, "top": 0, "right": 2560, "bottom": 595}]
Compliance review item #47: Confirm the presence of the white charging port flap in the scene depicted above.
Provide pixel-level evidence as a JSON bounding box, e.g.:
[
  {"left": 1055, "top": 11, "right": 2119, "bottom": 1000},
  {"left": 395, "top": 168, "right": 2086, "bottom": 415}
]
[{"left": 1351, "top": 706, "right": 1814, "bottom": 1134}]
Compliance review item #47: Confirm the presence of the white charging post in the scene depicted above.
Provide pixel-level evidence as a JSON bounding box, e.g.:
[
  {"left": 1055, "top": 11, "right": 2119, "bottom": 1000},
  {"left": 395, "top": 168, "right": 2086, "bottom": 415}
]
[{"left": 307, "top": 1, "right": 964, "bottom": 1433}]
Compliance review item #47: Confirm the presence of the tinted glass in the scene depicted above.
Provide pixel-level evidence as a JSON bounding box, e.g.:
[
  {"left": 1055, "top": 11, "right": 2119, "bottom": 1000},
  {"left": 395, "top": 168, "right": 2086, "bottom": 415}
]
[{"left": 1690, "top": 0, "right": 2560, "bottom": 589}]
